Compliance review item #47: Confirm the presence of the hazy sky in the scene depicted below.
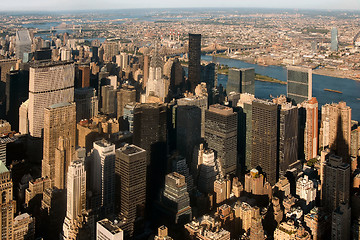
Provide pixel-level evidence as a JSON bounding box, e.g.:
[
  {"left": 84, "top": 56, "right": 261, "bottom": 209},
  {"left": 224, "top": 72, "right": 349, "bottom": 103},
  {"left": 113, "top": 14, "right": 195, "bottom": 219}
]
[{"left": 3, "top": 0, "right": 360, "bottom": 12}]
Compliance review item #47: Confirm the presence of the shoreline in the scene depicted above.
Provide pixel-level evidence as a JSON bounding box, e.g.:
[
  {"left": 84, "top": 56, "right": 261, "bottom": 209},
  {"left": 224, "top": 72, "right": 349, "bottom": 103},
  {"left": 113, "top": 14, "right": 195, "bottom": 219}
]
[{"left": 209, "top": 54, "right": 360, "bottom": 82}]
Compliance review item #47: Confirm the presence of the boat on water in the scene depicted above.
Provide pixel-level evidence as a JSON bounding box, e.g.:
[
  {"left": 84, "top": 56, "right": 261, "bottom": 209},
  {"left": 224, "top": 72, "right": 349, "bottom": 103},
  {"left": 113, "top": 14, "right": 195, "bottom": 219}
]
[{"left": 324, "top": 88, "right": 343, "bottom": 94}]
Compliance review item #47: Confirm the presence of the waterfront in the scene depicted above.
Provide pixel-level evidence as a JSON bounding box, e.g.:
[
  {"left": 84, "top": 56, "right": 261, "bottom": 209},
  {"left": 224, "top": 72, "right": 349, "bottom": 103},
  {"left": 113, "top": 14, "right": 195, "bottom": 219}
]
[{"left": 202, "top": 55, "right": 360, "bottom": 121}]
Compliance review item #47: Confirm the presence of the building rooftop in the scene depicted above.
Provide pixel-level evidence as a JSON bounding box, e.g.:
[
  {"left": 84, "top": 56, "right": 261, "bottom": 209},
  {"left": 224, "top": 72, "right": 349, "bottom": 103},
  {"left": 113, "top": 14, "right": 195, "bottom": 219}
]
[
  {"left": 0, "top": 161, "right": 9, "bottom": 174},
  {"left": 118, "top": 144, "right": 145, "bottom": 156},
  {"left": 48, "top": 102, "right": 72, "bottom": 109},
  {"left": 208, "top": 104, "right": 234, "bottom": 115},
  {"left": 98, "top": 219, "right": 123, "bottom": 235}
]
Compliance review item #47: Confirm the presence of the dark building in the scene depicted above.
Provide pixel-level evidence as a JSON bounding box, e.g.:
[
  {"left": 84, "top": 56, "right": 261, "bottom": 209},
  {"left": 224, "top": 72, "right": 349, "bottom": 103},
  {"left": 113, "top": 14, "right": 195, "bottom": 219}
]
[
  {"left": 226, "top": 68, "right": 255, "bottom": 95},
  {"left": 287, "top": 67, "right": 312, "bottom": 105},
  {"left": 115, "top": 144, "right": 147, "bottom": 237},
  {"left": 33, "top": 48, "right": 52, "bottom": 61},
  {"left": 176, "top": 105, "right": 202, "bottom": 166},
  {"left": 278, "top": 103, "right": 298, "bottom": 177},
  {"left": 251, "top": 99, "right": 279, "bottom": 185},
  {"left": 133, "top": 103, "right": 167, "bottom": 209},
  {"left": 169, "top": 58, "right": 185, "bottom": 94},
  {"left": 5, "top": 69, "right": 29, "bottom": 131},
  {"left": 205, "top": 104, "right": 237, "bottom": 175},
  {"left": 101, "top": 85, "right": 117, "bottom": 116},
  {"left": 188, "top": 34, "right": 201, "bottom": 92},
  {"left": 322, "top": 154, "right": 350, "bottom": 212},
  {"left": 76, "top": 65, "right": 90, "bottom": 88},
  {"left": 201, "top": 63, "right": 216, "bottom": 94}
]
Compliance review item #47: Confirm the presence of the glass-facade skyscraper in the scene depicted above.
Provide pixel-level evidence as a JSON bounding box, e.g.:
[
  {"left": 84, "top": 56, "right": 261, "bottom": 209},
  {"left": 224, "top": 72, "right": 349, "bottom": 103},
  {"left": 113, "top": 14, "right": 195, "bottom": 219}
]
[
  {"left": 287, "top": 66, "right": 312, "bottom": 105},
  {"left": 331, "top": 27, "right": 339, "bottom": 51}
]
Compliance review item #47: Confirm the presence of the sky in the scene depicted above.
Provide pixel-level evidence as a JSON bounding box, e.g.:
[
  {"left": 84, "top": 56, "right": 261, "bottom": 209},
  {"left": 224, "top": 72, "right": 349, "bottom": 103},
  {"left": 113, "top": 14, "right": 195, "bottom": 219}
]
[{"left": 2, "top": 0, "right": 360, "bottom": 12}]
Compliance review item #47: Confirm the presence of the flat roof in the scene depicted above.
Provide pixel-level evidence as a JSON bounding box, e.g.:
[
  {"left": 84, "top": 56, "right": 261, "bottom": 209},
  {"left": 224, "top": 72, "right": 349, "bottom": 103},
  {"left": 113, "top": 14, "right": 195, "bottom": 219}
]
[{"left": 48, "top": 102, "right": 72, "bottom": 109}]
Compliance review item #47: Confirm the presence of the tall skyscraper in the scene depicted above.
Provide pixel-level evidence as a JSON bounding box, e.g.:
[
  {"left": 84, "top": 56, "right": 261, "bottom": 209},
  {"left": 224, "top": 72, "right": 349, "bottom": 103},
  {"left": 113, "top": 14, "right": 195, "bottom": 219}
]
[
  {"left": 143, "top": 55, "right": 149, "bottom": 88},
  {"left": 299, "top": 97, "right": 319, "bottom": 160},
  {"left": 188, "top": 33, "right": 201, "bottom": 92},
  {"left": 176, "top": 105, "right": 202, "bottom": 165},
  {"left": 15, "top": 30, "right": 32, "bottom": 61},
  {"left": 251, "top": 99, "right": 279, "bottom": 185},
  {"left": 320, "top": 102, "right": 351, "bottom": 162},
  {"left": 279, "top": 102, "right": 298, "bottom": 176},
  {"left": 322, "top": 155, "right": 350, "bottom": 212},
  {"left": 62, "top": 159, "right": 86, "bottom": 240},
  {"left": 28, "top": 62, "right": 75, "bottom": 138},
  {"left": 74, "top": 87, "right": 99, "bottom": 122},
  {"left": 332, "top": 202, "right": 351, "bottom": 240},
  {"left": 117, "top": 85, "right": 136, "bottom": 119},
  {"left": 226, "top": 68, "right": 255, "bottom": 95},
  {"left": 101, "top": 85, "right": 117, "bottom": 116},
  {"left": 92, "top": 140, "right": 115, "bottom": 215},
  {"left": 42, "top": 102, "right": 76, "bottom": 188},
  {"left": 161, "top": 172, "right": 192, "bottom": 224},
  {"left": 115, "top": 144, "right": 146, "bottom": 236},
  {"left": 0, "top": 161, "right": 16, "bottom": 240},
  {"left": 205, "top": 104, "right": 238, "bottom": 175},
  {"left": 331, "top": 27, "right": 339, "bottom": 51},
  {"left": 287, "top": 66, "right": 312, "bottom": 105}
]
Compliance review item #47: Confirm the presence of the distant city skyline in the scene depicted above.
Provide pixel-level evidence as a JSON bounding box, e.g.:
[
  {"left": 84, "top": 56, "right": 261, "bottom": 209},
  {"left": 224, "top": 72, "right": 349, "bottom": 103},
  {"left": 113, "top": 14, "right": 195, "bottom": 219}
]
[{"left": 2, "top": 0, "right": 360, "bottom": 12}]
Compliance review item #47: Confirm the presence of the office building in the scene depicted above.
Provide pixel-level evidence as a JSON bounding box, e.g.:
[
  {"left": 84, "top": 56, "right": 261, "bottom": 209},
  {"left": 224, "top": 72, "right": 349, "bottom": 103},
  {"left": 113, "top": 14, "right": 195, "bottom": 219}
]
[
  {"left": 143, "top": 55, "right": 149, "bottom": 88},
  {"left": 320, "top": 102, "right": 351, "bottom": 162},
  {"left": 197, "top": 148, "right": 219, "bottom": 194},
  {"left": 13, "top": 213, "right": 35, "bottom": 240},
  {"left": 74, "top": 87, "right": 99, "bottom": 122},
  {"left": 244, "top": 169, "right": 272, "bottom": 197},
  {"left": 115, "top": 144, "right": 146, "bottom": 236},
  {"left": 0, "top": 161, "right": 16, "bottom": 240},
  {"left": 133, "top": 103, "right": 167, "bottom": 165},
  {"left": 274, "top": 220, "right": 311, "bottom": 240},
  {"left": 201, "top": 63, "right": 216, "bottom": 94},
  {"left": 332, "top": 202, "right": 351, "bottom": 240},
  {"left": 188, "top": 33, "right": 201, "bottom": 92},
  {"left": 304, "top": 207, "right": 329, "bottom": 240},
  {"left": 287, "top": 66, "right": 312, "bottom": 105},
  {"left": 161, "top": 172, "right": 192, "bottom": 224},
  {"left": 214, "top": 177, "right": 231, "bottom": 204},
  {"left": 117, "top": 85, "right": 136, "bottom": 119},
  {"left": 205, "top": 104, "right": 237, "bottom": 175},
  {"left": 177, "top": 95, "right": 208, "bottom": 138},
  {"left": 28, "top": 61, "right": 74, "bottom": 138},
  {"left": 279, "top": 103, "right": 298, "bottom": 176},
  {"left": 16, "top": 30, "right": 32, "bottom": 61},
  {"left": 5, "top": 69, "right": 29, "bottom": 131},
  {"left": 96, "top": 219, "right": 123, "bottom": 240},
  {"left": 103, "top": 42, "right": 119, "bottom": 62},
  {"left": 101, "top": 85, "right": 117, "bottom": 116},
  {"left": 18, "top": 100, "right": 29, "bottom": 135},
  {"left": 172, "top": 156, "right": 194, "bottom": 193},
  {"left": 296, "top": 175, "right": 317, "bottom": 208},
  {"left": 322, "top": 155, "right": 350, "bottom": 212},
  {"left": 91, "top": 140, "right": 115, "bottom": 214},
  {"left": 146, "top": 48, "right": 168, "bottom": 103},
  {"left": 237, "top": 93, "right": 255, "bottom": 171},
  {"left": 299, "top": 97, "right": 319, "bottom": 160},
  {"left": 331, "top": 27, "right": 339, "bottom": 51},
  {"left": 77, "top": 65, "right": 90, "bottom": 88},
  {"left": 226, "top": 68, "right": 255, "bottom": 95},
  {"left": 42, "top": 102, "right": 76, "bottom": 188},
  {"left": 251, "top": 99, "right": 278, "bottom": 185},
  {"left": 62, "top": 159, "right": 86, "bottom": 240},
  {"left": 176, "top": 105, "right": 201, "bottom": 164}
]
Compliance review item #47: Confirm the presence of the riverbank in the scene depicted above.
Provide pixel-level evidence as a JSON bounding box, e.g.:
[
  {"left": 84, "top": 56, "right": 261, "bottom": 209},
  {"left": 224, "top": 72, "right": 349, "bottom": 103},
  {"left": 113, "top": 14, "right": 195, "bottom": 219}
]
[
  {"left": 255, "top": 73, "right": 287, "bottom": 85},
  {"left": 211, "top": 54, "right": 360, "bottom": 82}
]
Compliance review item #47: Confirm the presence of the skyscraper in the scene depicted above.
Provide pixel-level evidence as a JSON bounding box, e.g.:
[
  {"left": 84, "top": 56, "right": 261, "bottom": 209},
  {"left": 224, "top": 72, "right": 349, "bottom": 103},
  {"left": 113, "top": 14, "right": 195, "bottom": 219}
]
[
  {"left": 115, "top": 144, "right": 146, "bottom": 236},
  {"left": 0, "top": 161, "right": 16, "bottom": 240},
  {"left": 331, "top": 27, "right": 339, "bottom": 51},
  {"left": 320, "top": 102, "right": 351, "bottom": 162},
  {"left": 322, "top": 155, "right": 350, "bottom": 212},
  {"left": 332, "top": 202, "right": 351, "bottom": 240},
  {"left": 62, "top": 159, "right": 86, "bottom": 240},
  {"left": 146, "top": 48, "right": 168, "bottom": 102},
  {"left": 74, "top": 87, "right": 99, "bottom": 122},
  {"left": 279, "top": 102, "right": 298, "bottom": 177},
  {"left": 161, "top": 172, "right": 192, "bottom": 224},
  {"left": 117, "top": 85, "right": 136, "bottom": 119},
  {"left": 15, "top": 30, "right": 32, "bottom": 61},
  {"left": 287, "top": 66, "right": 312, "bottom": 105},
  {"left": 188, "top": 33, "right": 201, "bottom": 92},
  {"left": 28, "top": 61, "right": 75, "bottom": 138},
  {"left": 299, "top": 97, "right": 319, "bottom": 161},
  {"left": 226, "top": 68, "right": 255, "bottom": 95},
  {"left": 42, "top": 102, "right": 76, "bottom": 188},
  {"left": 251, "top": 99, "right": 279, "bottom": 185},
  {"left": 205, "top": 104, "right": 238, "bottom": 175},
  {"left": 92, "top": 140, "right": 115, "bottom": 215}
]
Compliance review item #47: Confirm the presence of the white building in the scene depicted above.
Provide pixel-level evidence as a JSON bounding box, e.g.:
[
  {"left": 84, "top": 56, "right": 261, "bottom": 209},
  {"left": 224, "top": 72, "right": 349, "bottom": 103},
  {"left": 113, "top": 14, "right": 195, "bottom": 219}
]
[
  {"left": 96, "top": 219, "right": 123, "bottom": 240},
  {"left": 16, "top": 30, "right": 32, "bottom": 61},
  {"left": 92, "top": 140, "right": 115, "bottom": 213},
  {"left": 296, "top": 175, "right": 318, "bottom": 205}
]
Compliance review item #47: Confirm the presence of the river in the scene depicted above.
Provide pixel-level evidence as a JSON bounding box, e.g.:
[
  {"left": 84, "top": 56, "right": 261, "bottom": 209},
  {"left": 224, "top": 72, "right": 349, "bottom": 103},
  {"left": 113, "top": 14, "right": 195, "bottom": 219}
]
[{"left": 201, "top": 55, "right": 360, "bottom": 121}]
